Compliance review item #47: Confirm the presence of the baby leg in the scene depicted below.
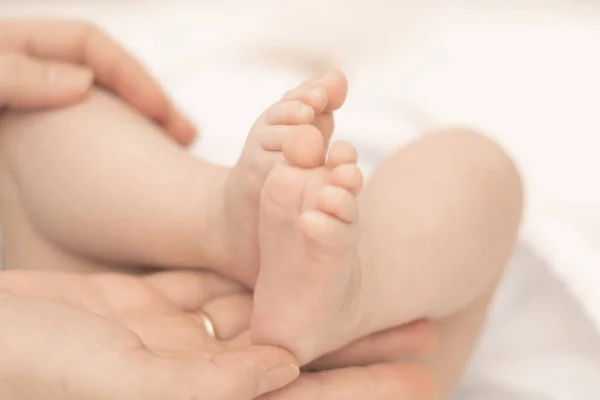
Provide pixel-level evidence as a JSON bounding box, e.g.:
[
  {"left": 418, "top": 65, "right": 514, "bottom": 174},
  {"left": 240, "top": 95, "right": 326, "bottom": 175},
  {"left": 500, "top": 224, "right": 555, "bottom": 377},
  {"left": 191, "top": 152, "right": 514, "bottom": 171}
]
[
  {"left": 252, "top": 128, "right": 522, "bottom": 395},
  {"left": 357, "top": 130, "right": 523, "bottom": 397},
  {"left": 0, "top": 88, "right": 228, "bottom": 274},
  {"left": 0, "top": 71, "right": 347, "bottom": 283}
]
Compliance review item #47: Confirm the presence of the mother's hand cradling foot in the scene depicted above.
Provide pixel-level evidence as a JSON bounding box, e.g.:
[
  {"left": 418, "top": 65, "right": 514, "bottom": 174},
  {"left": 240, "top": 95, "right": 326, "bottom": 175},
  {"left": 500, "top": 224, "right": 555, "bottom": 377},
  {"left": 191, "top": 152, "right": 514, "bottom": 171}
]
[
  {"left": 202, "top": 289, "right": 440, "bottom": 400},
  {"left": 261, "top": 321, "right": 440, "bottom": 400},
  {"left": 0, "top": 270, "right": 299, "bottom": 400},
  {"left": 0, "top": 19, "right": 195, "bottom": 144}
]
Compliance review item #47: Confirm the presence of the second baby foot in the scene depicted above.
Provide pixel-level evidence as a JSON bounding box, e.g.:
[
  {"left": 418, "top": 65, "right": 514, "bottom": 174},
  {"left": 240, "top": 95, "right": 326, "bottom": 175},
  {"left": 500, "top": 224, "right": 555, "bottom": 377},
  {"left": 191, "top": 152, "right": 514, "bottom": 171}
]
[
  {"left": 219, "top": 71, "right": 348, "bottom": 286},
  {"left": 252, "top": 129, "right": 366, "bottom": 364}
]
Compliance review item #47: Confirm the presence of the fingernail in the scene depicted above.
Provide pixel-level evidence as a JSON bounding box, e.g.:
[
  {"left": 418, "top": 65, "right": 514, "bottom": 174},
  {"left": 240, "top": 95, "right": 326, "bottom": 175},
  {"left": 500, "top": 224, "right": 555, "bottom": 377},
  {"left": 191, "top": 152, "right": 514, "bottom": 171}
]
[
  {"left": 257, "top": 363, "right": 300, "bottom": 396},
  {"left": 47, "top": 65, "right": 93, "bottom": 89}
]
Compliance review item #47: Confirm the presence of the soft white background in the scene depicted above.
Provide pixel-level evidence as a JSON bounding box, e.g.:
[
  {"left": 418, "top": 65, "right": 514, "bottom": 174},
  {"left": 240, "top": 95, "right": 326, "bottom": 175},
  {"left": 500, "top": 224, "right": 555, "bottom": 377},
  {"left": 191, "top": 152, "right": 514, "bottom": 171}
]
[
  {"left": 3, "top": 0, "right": 600, "bottom": 238},
  {"left": 3, "top": 1, "right": 600, "bottom": 398}
]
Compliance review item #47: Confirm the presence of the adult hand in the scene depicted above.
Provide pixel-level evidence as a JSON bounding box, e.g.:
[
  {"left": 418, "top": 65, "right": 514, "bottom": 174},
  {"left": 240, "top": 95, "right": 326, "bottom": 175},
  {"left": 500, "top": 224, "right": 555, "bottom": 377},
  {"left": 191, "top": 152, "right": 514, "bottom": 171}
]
[
  {"left": 0, "top": 268, "right": 438, "bottom": 399},
  {"left": 200, "top": 290, "right": 440, "bottom": 400},
  {"left": 148, "top": 275, "right": 440, "bottom": 400},
  {"left": 261, "top": 322, "right": 440, "bottom": 400},
  {"left": 0, "top": 19, "right": 195, "bottom": 144},
  {"left": 0, "top": 270, "right": 298, "bottom": 400}
]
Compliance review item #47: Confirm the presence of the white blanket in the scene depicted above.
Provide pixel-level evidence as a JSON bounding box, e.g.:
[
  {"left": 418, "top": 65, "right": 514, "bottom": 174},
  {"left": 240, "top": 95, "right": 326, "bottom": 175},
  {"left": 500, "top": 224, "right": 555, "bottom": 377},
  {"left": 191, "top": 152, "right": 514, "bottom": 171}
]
[{"left": 3, "top": 1, "right": 600, "bottom": 398}]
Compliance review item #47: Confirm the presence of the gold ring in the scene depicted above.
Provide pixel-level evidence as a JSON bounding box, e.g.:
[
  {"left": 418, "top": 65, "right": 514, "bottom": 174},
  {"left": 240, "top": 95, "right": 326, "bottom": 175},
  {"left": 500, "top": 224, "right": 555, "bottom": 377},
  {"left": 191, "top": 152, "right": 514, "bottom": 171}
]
[{"left": 200, "top": 313, "right": 217, "bottom": 339}]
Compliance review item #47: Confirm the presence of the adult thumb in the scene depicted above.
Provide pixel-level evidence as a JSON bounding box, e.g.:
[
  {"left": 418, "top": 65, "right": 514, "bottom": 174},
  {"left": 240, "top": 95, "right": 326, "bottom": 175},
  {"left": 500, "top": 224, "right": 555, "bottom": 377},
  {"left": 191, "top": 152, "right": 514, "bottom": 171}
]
[
  {"left": 212, "top": 346, "right": 300, "bottom": 399},
  {"left": 0, "top": 53, "right": 93, "bottom": 110}
]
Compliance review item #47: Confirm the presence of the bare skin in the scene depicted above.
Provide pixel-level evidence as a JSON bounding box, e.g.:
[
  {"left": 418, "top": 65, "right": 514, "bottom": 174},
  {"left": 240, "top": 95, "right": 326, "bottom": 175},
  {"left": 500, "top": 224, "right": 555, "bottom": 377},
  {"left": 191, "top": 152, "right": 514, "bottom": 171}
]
[
  {"left": 0, "top": 21, "right": 438, "bottom": 400},
  {"left": 0, "top": 269, "right": 299, "bottom": 400},
  {"left": 251, "top": 117, "right": 523, "bottom": 400},
  {"left": 0, "top": 19, "right": 195, "bottom": 144},
  {"left": 0, "top": 69, "right": 521, "bottom": 398},
  {"left": 253, "top": 135, "right": 364, "bottom": 356},
  {"left": 0, "top": 72, "right": 346, "bottom": 287},
  {"left": 0, "top": 268, "right": 439, "bottom": 400},
  {"left": 218, "top": 70, "right": 348, "bottom": 283}
]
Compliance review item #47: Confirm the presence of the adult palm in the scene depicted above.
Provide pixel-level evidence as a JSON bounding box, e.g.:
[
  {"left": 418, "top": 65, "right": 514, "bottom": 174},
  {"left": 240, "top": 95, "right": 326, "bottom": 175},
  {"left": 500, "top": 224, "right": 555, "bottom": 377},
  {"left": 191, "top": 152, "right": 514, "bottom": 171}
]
[
  {"left": 0, "top": 270, "right": 297, "bottom": 400},
  {"left": 0, "top": 270, "right": 438, "bottom": 400}
]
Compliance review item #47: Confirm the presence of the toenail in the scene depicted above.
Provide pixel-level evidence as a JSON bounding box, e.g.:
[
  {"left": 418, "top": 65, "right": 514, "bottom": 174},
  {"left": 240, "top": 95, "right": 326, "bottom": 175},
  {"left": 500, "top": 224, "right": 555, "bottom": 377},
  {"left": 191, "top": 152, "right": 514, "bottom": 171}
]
[
  {"left": 305, "top": 88, "right": 326, "bottom": 111},
  {"left": 257, "top": 364, "right": 300, "bottom": 397}
]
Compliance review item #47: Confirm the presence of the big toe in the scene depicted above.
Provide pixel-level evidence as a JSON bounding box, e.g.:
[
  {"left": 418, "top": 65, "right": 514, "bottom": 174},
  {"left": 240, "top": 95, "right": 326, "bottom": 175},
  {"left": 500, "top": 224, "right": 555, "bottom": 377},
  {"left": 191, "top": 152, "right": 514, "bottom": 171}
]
[
  {"left": 283, "top": 70, "right": 348, "bottom": 113},
  {"left": 319, "top": 70, "right": 348, "bottom": 112}
]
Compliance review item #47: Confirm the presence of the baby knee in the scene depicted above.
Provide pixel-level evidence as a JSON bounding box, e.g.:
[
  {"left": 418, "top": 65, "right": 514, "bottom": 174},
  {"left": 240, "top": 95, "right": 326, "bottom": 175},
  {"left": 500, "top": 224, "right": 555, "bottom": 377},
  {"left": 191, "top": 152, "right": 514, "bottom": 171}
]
[{"left": 427, "top": 128, "right": 524, "bottom": 222}]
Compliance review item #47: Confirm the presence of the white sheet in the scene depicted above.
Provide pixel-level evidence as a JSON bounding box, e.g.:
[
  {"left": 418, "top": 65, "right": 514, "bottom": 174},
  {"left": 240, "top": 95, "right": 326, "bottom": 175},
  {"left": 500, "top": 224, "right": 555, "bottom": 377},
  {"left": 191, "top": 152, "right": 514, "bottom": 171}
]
[{"left": 3, "top": 1, "right": 600, "bottom": 398}]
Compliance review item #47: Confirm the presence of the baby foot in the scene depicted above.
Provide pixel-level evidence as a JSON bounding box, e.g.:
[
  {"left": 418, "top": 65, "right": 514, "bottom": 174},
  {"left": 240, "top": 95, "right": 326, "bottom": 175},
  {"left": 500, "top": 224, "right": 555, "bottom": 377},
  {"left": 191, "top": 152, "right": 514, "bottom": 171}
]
[
  {"left": 218, "top": 71, "right": 348, "bottom": 286},
  {"left": 251, "top": 129, "right": 365, "bottom": 364}
]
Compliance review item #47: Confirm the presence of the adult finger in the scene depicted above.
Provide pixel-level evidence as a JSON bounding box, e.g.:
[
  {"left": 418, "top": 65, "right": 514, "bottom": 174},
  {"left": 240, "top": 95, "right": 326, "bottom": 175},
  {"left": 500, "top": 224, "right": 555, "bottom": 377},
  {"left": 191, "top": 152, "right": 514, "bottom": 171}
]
[
  {"left": 310, "top": 320, "right": 438, "bottom": 370},
  {"left": 192, "top": 346, "right": 300, "bottom": 399},
  {"left": 121, "top": 311, "right": 223, "bottom": 354},
  {"left": 123, "top": 348, "right": 298, "bottom": 400},
  {"left": 202, "top": 293, "right": 253, "bottom": 340},
  {"left": 0, "top": 20, "right": 196, "bottom": 144},
  {"left": 259, "top": 363, "right": 439, "bottom": 400},
  {"left": 0, "top": 53, "right": 92, "bottom": 109},
  {"left": 144, "top": 270, "right": 246, "bottom": 311}
]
